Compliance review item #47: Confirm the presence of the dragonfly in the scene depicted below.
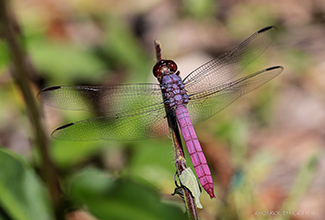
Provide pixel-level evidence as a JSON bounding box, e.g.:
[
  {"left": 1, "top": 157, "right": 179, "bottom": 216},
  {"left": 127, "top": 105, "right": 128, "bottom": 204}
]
[{"left": 38, "top": 26, "right": 283, "bottom": 199}]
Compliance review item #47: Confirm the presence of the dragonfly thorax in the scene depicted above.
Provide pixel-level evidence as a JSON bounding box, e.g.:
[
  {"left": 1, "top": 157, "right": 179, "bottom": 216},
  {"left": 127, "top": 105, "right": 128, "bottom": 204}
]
[{"left": 161, "top": 74, "right": 189, "bottom": 107}]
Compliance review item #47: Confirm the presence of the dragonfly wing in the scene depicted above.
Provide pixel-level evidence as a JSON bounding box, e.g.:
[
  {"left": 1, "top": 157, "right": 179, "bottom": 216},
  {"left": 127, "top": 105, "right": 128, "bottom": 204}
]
[
  {"left": 187, "top": 66, "right": 283, "bottom": 125},
  {"left": 183, "top": 26, "right": 277, "bottom": 94},
  {"left": 37, "top": 84, "right": 163, "bottom": 114},
  {"left": 51, "top": 104, "right": 170, "bottom": 141},
  {"left": 38, "top": 83, "right": 170, "bottom": 141}
]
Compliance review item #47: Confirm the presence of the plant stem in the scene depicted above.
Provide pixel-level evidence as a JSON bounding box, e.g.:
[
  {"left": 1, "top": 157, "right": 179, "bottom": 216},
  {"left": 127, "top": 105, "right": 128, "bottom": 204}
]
[
  {"left": 169, "top": 119, "right": 199, "bottom": 220},
  {"left": 0, "top": 1, "right": 63, "bottom": 219}
]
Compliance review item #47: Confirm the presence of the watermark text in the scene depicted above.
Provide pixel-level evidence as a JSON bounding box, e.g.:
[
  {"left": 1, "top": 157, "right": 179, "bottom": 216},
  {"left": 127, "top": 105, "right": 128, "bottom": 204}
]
[{"left": 255, "top": 211, "right": 315, "bottom": 216}]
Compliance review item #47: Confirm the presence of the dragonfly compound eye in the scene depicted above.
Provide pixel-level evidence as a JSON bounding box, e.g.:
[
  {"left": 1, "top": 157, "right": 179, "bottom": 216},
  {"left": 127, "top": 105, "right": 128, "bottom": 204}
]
[
  {"left": 166, "top": 60, "right": 178, "bottom": 72},
  {"left": 153, "top": 60, "right": 164, "bottom": 78},
  {"left": 153, "top": 60, "right": 178, "bottom": 79}
]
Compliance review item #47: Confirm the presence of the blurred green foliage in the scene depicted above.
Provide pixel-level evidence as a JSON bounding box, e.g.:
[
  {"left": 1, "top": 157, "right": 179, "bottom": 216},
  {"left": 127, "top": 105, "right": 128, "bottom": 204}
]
[
  {"left": 69, "top": 167, "right": 187, "bottom": 220},
  {"left": 0, "top": 148, "right": 54, "bottom": 220}
]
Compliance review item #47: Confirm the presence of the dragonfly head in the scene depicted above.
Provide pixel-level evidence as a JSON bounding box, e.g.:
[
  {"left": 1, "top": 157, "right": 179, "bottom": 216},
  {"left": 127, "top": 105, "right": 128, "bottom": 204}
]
[{"left": 153, "top": 59, "right": 178, "bottom": 81}]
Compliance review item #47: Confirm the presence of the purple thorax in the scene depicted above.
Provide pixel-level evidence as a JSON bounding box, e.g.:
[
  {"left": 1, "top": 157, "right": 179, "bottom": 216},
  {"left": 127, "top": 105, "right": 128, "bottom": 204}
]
[
  {"left": 161, "top": 75, "right": 189, "bottom": 107},
  {"left": 153, "top": 59, "right": 190, "bottom": 107}
]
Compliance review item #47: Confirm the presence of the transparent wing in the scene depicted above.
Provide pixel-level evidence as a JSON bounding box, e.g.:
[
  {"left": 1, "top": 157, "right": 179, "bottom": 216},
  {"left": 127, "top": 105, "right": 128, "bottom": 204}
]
[
  {"left": 38, "top": 84, "right": 172, "bottom": 141},
  {"left": 51, "top": 104, "right": 170, "bottom": 141},
  {"left": 37, "top": 84, "right": 163, "bottom": 114},
  {"left": 183, "top": 26, "right": 277, "bottom": 94},
  {"left": 187, "top": 66, "right": 283, "bottom": 124}
]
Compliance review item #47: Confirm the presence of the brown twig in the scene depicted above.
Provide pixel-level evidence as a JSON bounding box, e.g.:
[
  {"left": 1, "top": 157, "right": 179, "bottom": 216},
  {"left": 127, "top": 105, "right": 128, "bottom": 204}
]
[
  {"left": 0, "top": 1, "right": 63, "bottom": 219},
  {"left": 154, "top": 40, "right": 162, "bottom": 61},
  {"left": 169, "top": 121, "right": 199, "bottom": 220}
]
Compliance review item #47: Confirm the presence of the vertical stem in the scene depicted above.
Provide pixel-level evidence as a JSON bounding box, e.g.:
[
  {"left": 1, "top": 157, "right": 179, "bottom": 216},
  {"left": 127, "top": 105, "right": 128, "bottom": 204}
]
[
  {"left": 154, "top": 40, "right": 162, "bottom": 61},
  {"left": 0, "top": 1, "right": 63, "bottom": 219},
  {"left": 168, "top": 114, "right": 198, "bottom": 220}
]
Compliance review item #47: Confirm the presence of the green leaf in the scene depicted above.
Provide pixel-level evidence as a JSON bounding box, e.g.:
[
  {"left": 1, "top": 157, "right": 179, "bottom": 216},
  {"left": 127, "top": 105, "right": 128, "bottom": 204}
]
[
  {"left": 0, "top": 148, "right": 54, "bottom": 220},
  {"left": 69, "top": 167, "right": 187, "bottom": 220}
]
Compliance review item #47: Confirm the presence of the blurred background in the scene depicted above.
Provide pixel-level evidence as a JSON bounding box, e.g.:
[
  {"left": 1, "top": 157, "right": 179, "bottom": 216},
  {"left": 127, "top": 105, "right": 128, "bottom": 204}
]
[{"left": 1, "top": 0, "right": 325, "bottom": 219}]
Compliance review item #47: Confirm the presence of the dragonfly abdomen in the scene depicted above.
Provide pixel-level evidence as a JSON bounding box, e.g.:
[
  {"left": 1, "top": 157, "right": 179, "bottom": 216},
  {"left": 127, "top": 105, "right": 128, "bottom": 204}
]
[{"left": 175, "top": 105, "right": 215, "bottom": 198}]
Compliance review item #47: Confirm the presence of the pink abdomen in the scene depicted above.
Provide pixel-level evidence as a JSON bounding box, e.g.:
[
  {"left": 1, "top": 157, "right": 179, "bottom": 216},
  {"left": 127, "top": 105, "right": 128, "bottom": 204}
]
[{"left": 175, "top": 105, "right": 215, "bottom": 198}]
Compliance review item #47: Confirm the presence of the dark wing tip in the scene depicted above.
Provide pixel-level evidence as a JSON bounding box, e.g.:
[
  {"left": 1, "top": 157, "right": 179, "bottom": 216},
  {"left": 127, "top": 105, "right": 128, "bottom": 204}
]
[
  {"left": 258, "top": 26, "right": 277, "bottom": 33},
  {"left": 54, "top": 123, "right": 74, "bottom": 131},
  {"left": 51, "top": 123, "right": 74, "bottom": 139},
  {"left": 37, "top": 86, "right": 61, "bottom": 101},
  {"left": 266, "top": 66, "right": 283, "bottom": 71},
  {"left": 41, "top": 86, "right": 61, "bottom": 92}
]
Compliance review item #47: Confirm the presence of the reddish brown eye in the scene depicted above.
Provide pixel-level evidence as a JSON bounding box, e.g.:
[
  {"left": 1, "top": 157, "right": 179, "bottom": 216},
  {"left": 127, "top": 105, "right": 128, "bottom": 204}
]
[
  {"left": 152, "top": 59, "right": 178, "bottom": 79},
  {"left": 166, "top": 60, "right": 177, "bottom": 72},
  {"left": 153, "top": 60, "right": 164, "bottom": 78}
]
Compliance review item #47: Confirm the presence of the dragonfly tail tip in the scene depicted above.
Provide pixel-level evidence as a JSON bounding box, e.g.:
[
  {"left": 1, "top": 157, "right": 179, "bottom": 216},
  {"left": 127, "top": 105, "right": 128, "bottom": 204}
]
[{"left": 206, "top": 188, "right": 216, "bottom": 199}]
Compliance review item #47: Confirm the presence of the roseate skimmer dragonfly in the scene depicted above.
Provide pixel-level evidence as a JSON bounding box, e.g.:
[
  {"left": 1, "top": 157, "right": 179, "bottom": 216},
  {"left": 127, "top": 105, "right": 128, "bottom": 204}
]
[{"left": 38, "top": 26, "right": 283, "bottom": 199}]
